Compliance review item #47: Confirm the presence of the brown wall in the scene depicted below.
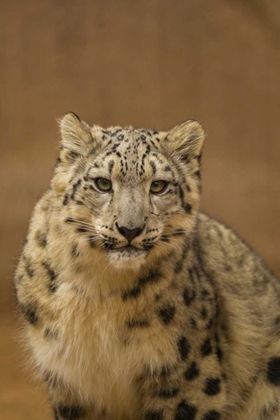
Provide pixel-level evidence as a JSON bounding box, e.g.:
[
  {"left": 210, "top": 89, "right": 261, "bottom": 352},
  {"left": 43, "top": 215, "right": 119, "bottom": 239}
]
[{"left": 1, "top": 0, "right": 280, "bottom": 418}]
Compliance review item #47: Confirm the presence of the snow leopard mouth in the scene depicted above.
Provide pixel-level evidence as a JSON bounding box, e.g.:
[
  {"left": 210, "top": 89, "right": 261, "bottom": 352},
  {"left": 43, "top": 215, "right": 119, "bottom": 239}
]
[{"left": 106, "top": 245, "right": 148, "bottom": 260}]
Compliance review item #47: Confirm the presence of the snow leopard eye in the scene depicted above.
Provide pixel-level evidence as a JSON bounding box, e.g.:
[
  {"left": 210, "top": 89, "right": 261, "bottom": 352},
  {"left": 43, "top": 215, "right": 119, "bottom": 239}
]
[
  {"left": 94, "top": 178, "right": 112, "bottom": 193},
  {"left": 150, "top": 180, "right": 169, "bottom": 195}
]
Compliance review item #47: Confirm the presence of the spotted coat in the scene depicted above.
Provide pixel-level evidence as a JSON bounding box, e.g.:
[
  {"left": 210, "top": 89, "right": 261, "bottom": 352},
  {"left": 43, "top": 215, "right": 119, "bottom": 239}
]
[{"left": 15, "top": 113, "right": 280, "bottom": 420}]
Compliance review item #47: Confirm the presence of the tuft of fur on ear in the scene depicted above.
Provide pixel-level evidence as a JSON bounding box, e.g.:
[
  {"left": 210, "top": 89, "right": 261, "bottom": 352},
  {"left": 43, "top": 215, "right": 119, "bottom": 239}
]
[
  {"left": 59, "top": 112, "right": 93, "bottom": 164},
  {"left": 163, "top": 120, "right": 205, "bottom": 164}
]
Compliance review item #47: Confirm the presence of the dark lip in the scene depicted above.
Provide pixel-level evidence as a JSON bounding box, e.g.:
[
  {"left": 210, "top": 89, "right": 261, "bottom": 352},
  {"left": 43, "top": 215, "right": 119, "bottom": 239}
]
[
  {"left": 104, "top": 243, "right": 153, "bottom": 252},
  {"left": 109, "top": 245, "right": 141, "bottom": 251}
]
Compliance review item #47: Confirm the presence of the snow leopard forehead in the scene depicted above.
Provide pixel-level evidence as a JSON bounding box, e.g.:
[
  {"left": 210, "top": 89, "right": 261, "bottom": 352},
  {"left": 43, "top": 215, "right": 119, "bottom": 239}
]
[{"left": 88, "top": 125, "right": 169, "bottom": 181}]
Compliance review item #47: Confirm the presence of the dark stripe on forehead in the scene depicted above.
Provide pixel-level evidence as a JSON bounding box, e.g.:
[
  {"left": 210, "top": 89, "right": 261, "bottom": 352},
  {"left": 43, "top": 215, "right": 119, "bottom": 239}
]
[
  {"left": 111, "top": 128, "right": 122, "bottom": 136},
  {"left": 150, "top": 161, "right": 156, "bottom": 174},
  {"left": 108, "top": 160, "right": 115, "bottom": 173}
]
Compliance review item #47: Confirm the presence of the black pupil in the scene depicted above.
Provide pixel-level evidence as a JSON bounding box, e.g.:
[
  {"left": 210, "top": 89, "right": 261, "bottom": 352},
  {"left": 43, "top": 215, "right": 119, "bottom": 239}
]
[
  {"left": 152, "top": 181, "right": 166, "bottom": 192},
  {"left": 98, "top": 178, "right": 110, "bottom": 189}
]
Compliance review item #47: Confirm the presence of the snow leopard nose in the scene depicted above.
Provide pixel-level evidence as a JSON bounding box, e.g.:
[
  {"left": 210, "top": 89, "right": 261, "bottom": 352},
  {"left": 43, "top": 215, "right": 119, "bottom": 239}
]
[{"left": 116, "top": 223, "right": 145, "bottom": 243}]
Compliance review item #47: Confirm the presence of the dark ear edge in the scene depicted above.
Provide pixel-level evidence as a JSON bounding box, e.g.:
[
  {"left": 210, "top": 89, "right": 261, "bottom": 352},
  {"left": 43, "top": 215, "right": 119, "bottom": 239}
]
[
  {"left": 65, "top": 111, "right": 81, "bottom": 122},
  {"left": 59, "top": 112, "right": 83, "bottom": 138}
]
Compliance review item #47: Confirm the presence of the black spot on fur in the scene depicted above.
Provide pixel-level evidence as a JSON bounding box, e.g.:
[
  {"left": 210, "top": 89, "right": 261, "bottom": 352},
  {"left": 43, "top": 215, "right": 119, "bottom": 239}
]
[
  {"left": 190, "top": 318, "right": 197, "bottom": 329},
  {"left": 19, "top": 303, "right": 38, "bottom": 325},
  {"left": 201, "top": 289, "right": 210, "bottom": 299},
  {"left": 216, "top": 346, "right": 223, "bottom": 362},
  {"left": 35, "top": 231, "right": 47, "bottom": 247},
  {"left": 177, "top": 336, "right": 191, "bottom": 361},
  {"left": 175, "top": 400, "right": 197, "bottom": 420},
  {"left": 23, "top": 256, "right": 34, "bottom": 278},
  {"left": 158, "top": 303, "right": 176, "bottom": 325},
  {"left": 200, "top": 307, "right": 208, "bottom": 319},
  {"left": 70, "top": 179, "right": 82, "bottom": 200},
  {"left": 181, "top": 151, "right": 192, "bottom": 164},
  {"left": 112, "top": 128, "right": 122, "bottom": 136},
  {"left": 184, "top": 203, "right": 192, "bottom": 213},
  {"left": 57, "top": 404, "right": 85, "bottom": 419},
  {"left": 42, "top": 261, "right": 58, "bottom": 292},
  {"left": 173, "top": 241, "right": 189, "bottom": 275},
  {"left": 154, "top": 293, "right": 162, "bottom": 302},
  {"left": 196, "top": 153, "right": 202, "bottom": 164},
  {"left": 136, "top": 269, "right": 162, "bottom": 290},
  {"left": 160, "top": 366, "right": 172, "bottom": 376},
  {"left": 158, "top": 387, "right": 179, "bottom": 399},
  {"left": 150, "top": 161, "right": 156, "bottom": 174},
  {"left": 214, "top": 333, "right": 223, "bottom": 362},
  {"left": 63, "top": 194, "right": 69, "bottom": 205},
  {"left": 194, "top": 170, "right": 200, "bottom": 179},
  {"left": 145, "top": 411, "right": 163, "bottom": 420},
  {"left": 108, "top": 160, "right": 115, "bottom": 173},
  {"left": 201, "top": 338, "right": 212, "bottom": 356},
  {"left": 184, "top": 362, "right": 199, "bottom": 380},
  {"left": 178, "top": 185, "right": 186, "bottom": 209},
  {"left": 122, "top": 285, "right": 142, "bottom": 300},
  {"left": 67, "top": 151, "right": 81, "bottom": 162},
  {"left": 164, "top": 165, "right": 171, "bottom": 172},
  {"left": 126, "top": 318, "right": 150, "bottom": 328},
  {"left": 267, "top": 357, "right": 280, "bottom": 386},
  {"left": 202, "top": 410, "right": 221, "bottom": 420},
  {"left": 183, "top": 288, "right": 196, "bottom": 306},
  {"left": 123, "top": 268, "right": 162, "bottom": 300},
  {"left": 204, "top": 378, "right": 221, "bottom": 396}
]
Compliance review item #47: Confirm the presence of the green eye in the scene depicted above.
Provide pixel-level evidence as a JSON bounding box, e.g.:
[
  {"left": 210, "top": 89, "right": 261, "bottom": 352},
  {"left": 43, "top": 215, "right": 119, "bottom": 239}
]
[
  {"left": 150, "top": 180, "right": 169, "bottom": 194},
  {"left": 94, "top": 178, "right": 112, "bottom": 192}
]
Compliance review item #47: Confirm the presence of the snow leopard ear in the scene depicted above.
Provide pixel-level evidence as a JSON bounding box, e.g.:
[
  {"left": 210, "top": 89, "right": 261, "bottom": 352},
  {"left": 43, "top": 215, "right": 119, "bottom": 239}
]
[
  {"left": 59, "top": 112, "right": 93, "bottom": 164},
  {"left": 163, "top": 120, "right": 205, "bottom": 165}
]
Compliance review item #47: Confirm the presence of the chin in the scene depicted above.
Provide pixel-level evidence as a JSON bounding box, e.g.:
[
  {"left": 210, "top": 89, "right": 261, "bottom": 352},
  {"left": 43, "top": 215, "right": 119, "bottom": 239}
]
[{"left": 107, "top": 247, "right": 148, "bottom": 270}]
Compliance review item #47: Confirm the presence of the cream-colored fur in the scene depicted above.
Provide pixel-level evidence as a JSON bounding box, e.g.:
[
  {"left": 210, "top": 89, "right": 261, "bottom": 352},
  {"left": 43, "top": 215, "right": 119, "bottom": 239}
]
[{"left": 15, "top": 113, "right": 280, "bottom": 420}]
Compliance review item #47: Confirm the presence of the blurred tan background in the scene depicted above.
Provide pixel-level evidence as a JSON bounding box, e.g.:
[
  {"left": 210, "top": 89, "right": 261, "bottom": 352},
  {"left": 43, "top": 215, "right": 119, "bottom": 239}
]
[{"left": 1, "top": 0, "right": 280, "bottom": 418}]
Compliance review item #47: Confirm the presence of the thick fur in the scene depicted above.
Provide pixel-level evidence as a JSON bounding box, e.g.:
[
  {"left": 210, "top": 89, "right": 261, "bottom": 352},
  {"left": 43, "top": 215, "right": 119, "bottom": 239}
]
[{"left": 15, "top": 113, "right": 280, "bottom": 420}]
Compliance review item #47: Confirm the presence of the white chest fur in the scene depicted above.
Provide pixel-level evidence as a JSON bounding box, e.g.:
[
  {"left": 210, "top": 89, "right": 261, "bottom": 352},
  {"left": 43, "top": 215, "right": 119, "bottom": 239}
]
[{"left": 30, "top": 281, "right": 175, "bottom": 419}]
